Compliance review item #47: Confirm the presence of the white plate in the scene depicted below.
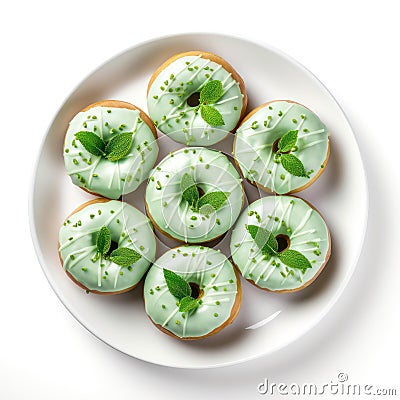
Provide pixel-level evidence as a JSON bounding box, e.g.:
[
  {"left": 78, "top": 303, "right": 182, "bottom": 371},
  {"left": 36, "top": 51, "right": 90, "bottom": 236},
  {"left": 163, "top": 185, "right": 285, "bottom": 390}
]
[{"left": 30, "top": 33, "right": 368, "bottom": 368}]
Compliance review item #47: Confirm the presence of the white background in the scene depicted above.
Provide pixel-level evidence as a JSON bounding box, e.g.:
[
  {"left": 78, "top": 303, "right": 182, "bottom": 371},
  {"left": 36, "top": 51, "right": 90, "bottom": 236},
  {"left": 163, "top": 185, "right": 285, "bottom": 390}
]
[{"left": 1, "top": 1, "right": 399, "bottom": 399}]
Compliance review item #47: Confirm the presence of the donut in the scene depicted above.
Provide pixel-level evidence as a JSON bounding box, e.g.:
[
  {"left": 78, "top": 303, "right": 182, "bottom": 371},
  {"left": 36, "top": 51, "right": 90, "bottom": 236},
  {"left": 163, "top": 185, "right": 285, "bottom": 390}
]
[
  {"left": 145, "top": 147, "right": 244, "bottom": 243},
  {"left": 233, "top": 100, "right": 329, "bottom": 194},
  {"left": 147, "top": 51, "right": 247, "bottom": 146},
  {"left": 230, "top": 196, "right": 331, "bottom": 293},
  {"left": 58, "top": 198, "right": 156, "bottom": 294},
  {"left": 144, "top": 245, "right": 241, "bottom": 339},
  {"left": 63, "top": 100, "right": 159, "bottom": 199}
]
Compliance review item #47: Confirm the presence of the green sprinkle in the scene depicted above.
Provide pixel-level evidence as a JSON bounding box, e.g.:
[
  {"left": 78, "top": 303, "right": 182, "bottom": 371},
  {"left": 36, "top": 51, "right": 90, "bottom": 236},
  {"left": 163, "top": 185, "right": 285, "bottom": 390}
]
[
  {"left": 81, "top": 267, "right": 87, "bottom": 272},
  {"left": 214, "top": 313, "right": 218, "bottom": 317}
]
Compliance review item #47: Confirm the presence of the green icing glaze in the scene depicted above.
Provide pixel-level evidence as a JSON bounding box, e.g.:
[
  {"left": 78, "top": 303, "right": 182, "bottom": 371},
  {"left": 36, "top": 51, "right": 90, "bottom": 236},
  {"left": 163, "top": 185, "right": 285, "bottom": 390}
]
[
  {"left": 234, "top": 101, "right": 329, "bottom": 194},
  {"left": 144, "top": 246, "right": 238, "bottom": 338},
  {"left": 64, "top": 106, "right": 158, "bottom": 199},
  {"left": 230, "top": 196, "right": 330, "bottom": 291},
  {"left": 147, "top": 55, "right": 243, "bottom": 146},
  {"left": 59, "top": 200, "right": 156, "bottom": 292},
  {"left": 145, "top": 147, "right": 243, "bottom": 243}
]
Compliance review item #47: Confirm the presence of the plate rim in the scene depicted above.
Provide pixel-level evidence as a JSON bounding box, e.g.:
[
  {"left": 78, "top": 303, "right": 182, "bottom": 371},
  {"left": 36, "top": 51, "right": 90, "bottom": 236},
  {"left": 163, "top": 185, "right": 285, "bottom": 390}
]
[{"left": 29, "top": 32, "right": 369, "bottom": 369}]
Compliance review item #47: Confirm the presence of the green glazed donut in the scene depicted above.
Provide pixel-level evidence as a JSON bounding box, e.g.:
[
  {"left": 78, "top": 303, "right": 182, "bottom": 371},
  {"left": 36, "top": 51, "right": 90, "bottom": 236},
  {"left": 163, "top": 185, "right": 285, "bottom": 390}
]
[
  {"left": 234, "top": 100, "right": 329, "bottom": 194},
  {"left": 58, "top": 198, "right": 156, "bottom": 294},
  {"left": 144, "top": 245, "right": 241, "bottom": 339},
  {"left": 230, "top": 196, "right": 331, "bottom": 292},
  {"left": 145, "top": 147, "right": 244, "bottom": 243},
  {"left": 147, "top": 51, "right": 247, "bottom": 146},
  {"left": 64, "top": 100, "right": 158, "bottom": 199}
]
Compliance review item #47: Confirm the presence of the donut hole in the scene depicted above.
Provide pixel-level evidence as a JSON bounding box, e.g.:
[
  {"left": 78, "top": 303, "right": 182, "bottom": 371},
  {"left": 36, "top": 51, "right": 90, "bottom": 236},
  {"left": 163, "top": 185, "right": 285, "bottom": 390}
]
[
  {"left": 106, "top": 240, "right": 119, "bottom": 256},
  {"left": 196, "top": 186, "right": 205, "bottom": 197},
  {"left": 189, "top": 282, "right": 203, "bottom": 300},
  {"left": 276, "top": 234, "right": 290, "bottom": 253},
  {"left": 187, "top": 92, "right": 201, "bottom": 107},
  {"left": 272, "top": 138, "right": 291, "bottom": 154}
]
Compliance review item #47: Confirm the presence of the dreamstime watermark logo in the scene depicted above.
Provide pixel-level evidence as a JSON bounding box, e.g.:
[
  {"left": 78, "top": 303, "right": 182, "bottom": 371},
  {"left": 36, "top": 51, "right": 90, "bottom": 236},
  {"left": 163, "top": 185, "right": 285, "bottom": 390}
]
[{"left": 257, "top": 373, "right": 397, "bottom": 396}]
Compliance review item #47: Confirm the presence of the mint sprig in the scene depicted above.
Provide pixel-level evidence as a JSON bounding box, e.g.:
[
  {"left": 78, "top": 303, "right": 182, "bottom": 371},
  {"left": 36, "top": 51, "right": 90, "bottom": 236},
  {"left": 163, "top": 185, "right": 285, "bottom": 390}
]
[
  {"left": 93, "top": 226, "right": 141, "bottom": 267},
  {"left": 74, "top": 130, "right": 133, "bottom": 162},
  {"left": 180, "top": 174, "right": 229, "bottom": 215},
  {"left": 105, "top": 131, "right": 133, "bottom": 162},
  {"left": 278, "top": 130, "right": 298, "bottom": 153},
  {"left": 200, "top": 105, "right": 225, "bottom": 126},
  {"left": 198, "top": 192, "right": 230, "bottom": 216},
  {"left": 246, "top": 224, "right": 312, "bottom": 270},
  {"left": 246, "top": 225, "right": 278, "bottom": 255},
  {"left": 75, "top": 131, "right": 106, "bottom": 156},
  {"left": 274, "top": 130, "right": 309, "bottom": 178},
  {"left": 200, "top": 79, "right": 223, "bottom": 104},
  {"left": 180, "top": 173, "right": 199, "bottom": 207},
  {"left": 281, "top": 154, "right": 308, "bottom": 178},
  {"left": 193, "top": 80, "right": 225, "bottom": 127},
  {"left": 163, "top": 268, "right": 200, "bottom": 313}
]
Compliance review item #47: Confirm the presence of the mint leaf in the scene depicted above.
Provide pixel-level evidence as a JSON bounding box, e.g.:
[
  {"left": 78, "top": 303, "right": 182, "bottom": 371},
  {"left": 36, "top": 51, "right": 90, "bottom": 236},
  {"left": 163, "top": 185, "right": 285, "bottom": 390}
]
[
  {"left": 279, "top": 249, "right": 312, "bottom": 269},
  {"left": 246, "top": 225, "right": 278, "bottom": 255},
  {"left": 198, "top": 191, "right": 229, "bottom": 215},
  {"left": 281, "top": 153, "right": 308, "bottom": 178},
  {"left": 75, "top": 131, "right": 106, "bottom": 156},
  {"left": 278, "top": 130, "right": 298, "bottom": 153},
  {"left": 198, "top": 203, "right": 215, "bottom": 216},
  {"left": 200, "top": 80, "right": 223, "bottom": 104},
  {"left": 163, "top": 268, "right": 191, "bottom": 300},
  {"left": 179, "top": 296, "right": 199, "bottom": 312},
  {"left": 105, "top": 132, "right": 133, "bottom": 162},
  {"left": 109, "top": 247, "right": 141, "bottom": 267},
  {"left": 200, "top": 105, "right": 225, "bottom": 126},
  {"left": 96, "top": 226, "right": 111, "bottom": 256},
  {"left": 180, "top": 173, "right": 199, "bottom": 206}
]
